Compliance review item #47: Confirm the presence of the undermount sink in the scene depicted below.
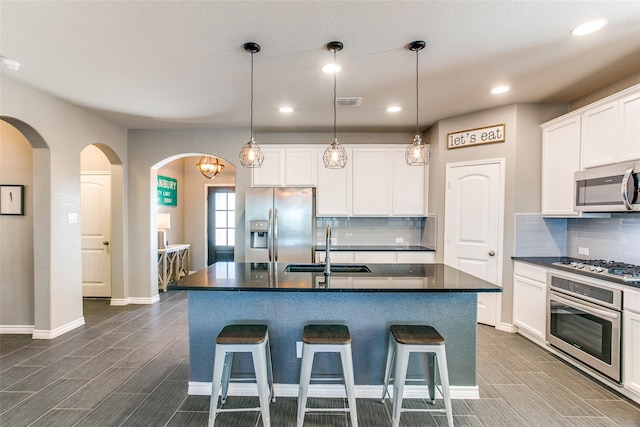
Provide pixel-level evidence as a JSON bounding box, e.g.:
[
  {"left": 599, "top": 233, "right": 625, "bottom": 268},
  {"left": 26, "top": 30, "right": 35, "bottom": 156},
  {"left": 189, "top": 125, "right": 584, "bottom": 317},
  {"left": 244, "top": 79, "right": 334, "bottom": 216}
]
[{"left": 284, "top": 263, "right": 371, "bottom": 273}]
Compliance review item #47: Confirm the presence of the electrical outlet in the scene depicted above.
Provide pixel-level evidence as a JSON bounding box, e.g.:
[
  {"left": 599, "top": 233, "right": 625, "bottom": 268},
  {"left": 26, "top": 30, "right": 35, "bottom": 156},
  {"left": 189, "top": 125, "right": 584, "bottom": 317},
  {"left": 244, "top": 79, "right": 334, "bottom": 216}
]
[
  {"left": 296, "top": 341, "right": 302, "bottom": 358},
  {"left": 395, "top": 237, "right": 404, "bottom": 243},
  {"left": 578, "top": 247, "right": 589, "bottom": 256},
  {"left": 331, "top": 237, "right": 338, "bottom": 245}
]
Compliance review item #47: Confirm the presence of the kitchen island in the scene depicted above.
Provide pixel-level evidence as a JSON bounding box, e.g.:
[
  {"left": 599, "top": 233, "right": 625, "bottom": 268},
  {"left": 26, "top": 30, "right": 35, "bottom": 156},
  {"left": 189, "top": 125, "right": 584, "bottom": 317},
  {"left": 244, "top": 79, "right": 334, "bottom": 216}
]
[{"left": 172, "top": 262, "right": 501, "bottom": 398}]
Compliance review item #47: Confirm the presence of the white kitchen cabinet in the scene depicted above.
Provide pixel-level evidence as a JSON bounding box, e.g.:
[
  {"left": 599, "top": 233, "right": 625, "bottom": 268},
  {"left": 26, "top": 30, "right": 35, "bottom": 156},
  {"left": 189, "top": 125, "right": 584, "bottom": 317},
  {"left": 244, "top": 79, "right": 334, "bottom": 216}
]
[
  {"left": 396, "top": 251, "right": 435, "bottom": 263},
  {"left": 354, "top": 251, "right": 396, "bottom": 263},
  {"left": 623, "top": 288, "right": 640, "bottom": 396},
  {"left": 580, "top": 85, "right": 640, "bottom": 168},
  {"left": 541, "top": 114, "right": 581, "bottom": 216},
  {"left": 619, "top": 90, "right": 640, "bottom": 163},
  {"left": 352, "top": 148, "right": 391, "bottom": 215},
  {"left": 316, "top": 147, "right": 351, "bottom": 216},
  {"left": 513, "top": 262, "right": 548, "bottom": 343},
  {"left": 392, "top": 149, "right": 427, "bottom": 215},
  {"left": 252, "top": 145, "right": 317, "bottom": 187},
  {"left": 581, "top": 101, "right": 618, "bottom": 168},
  {"left": 252, "top": 147, "right": 285, "bottom": 186},
  {"left": 315, "top": 251, "right": 354, "bottom": 263}
]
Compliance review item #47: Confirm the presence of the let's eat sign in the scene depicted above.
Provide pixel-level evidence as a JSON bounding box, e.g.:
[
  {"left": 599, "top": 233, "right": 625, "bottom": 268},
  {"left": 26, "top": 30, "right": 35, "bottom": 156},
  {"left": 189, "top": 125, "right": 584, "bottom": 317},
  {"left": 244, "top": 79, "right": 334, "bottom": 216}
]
[
  {"left": 447, "top": 124, "right": 505, "bottom": 149},
  {"left": 157, "top": 175, "right": 178, "bottom": 207}
]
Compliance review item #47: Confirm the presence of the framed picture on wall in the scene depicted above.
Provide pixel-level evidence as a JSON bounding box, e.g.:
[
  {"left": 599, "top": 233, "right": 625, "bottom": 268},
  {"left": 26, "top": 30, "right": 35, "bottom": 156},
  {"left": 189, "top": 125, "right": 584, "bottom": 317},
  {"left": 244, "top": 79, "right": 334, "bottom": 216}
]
[{"left": 0, "top": 185, "right": 25, "bottom": 215}]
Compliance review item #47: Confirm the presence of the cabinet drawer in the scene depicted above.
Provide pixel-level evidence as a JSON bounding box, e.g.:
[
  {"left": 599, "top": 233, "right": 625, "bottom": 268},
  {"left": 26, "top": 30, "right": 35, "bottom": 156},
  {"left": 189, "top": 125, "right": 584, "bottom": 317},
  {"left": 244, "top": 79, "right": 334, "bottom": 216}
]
[{"left": 514, "top": 262, "right": 548, "bottom": 283}]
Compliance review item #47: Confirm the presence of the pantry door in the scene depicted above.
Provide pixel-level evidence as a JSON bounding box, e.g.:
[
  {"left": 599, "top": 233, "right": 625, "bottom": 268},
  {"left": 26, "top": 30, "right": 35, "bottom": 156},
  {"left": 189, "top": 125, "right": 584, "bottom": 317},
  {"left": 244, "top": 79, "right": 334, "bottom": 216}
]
[
  {"left": 81, "top": 173, "right": 112, "bottom": 297},
  {"left": 444, "top": 159, "right": 505, "bottom": 326}
]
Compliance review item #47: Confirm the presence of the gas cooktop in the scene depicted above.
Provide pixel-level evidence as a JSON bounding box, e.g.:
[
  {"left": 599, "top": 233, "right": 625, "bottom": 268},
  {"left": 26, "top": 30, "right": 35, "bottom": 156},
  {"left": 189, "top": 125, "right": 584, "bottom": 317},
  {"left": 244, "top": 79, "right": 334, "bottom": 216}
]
[{"left": 552, "top": 259, "right": 640, "bottom": 284}]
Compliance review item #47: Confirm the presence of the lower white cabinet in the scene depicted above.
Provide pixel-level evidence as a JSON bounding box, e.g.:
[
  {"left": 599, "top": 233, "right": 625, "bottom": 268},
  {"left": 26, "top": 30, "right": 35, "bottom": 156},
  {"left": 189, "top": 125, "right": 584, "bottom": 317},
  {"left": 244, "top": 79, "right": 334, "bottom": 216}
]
[
  {"left": 513, "top": 262, "right": 548, "bottom": 342},
  {"left": 315, "top": 251, "right": 434, "bottom": 264},
  {"left": 623, "top": 288, "right": 640, "bottom": 395}
]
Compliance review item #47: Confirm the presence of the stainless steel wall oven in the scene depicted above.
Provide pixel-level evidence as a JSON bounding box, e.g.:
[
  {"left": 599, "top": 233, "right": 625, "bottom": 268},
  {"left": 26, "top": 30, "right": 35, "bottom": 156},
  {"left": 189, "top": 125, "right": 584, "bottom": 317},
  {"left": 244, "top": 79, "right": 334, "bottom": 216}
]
[{"left": 547, "top": 273, "right": 622, "bottom": 383}]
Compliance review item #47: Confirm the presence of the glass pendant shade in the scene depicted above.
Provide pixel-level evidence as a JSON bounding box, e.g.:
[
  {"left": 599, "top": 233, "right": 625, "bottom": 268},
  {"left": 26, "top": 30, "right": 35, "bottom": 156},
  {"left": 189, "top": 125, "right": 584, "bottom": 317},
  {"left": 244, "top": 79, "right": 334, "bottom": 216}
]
[
  {"left": 323, "top": 138, "right": 348, "bottom": 169},
  {"left": 405, "top": 135, "right": 430, "bottom": 166},
  {"left": 238, "top": 137, "right": 264, "bottom": 168},
  {"left": 196, "top": 156, "right": 225, "bottom": 179}
]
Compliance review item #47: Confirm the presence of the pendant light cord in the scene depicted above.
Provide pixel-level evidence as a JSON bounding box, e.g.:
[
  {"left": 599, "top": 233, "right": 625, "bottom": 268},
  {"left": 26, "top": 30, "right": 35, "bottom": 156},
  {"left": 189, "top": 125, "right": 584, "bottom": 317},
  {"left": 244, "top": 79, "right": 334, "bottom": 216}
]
[
  {"left": 415, "top": 47, "right": 419, "bottom": 138},
  {"left": 333, "top": 49, "right": 337, "bottom": 141},
  {"left": 250, "top": 51, "right": 254, "bottom": 140}
]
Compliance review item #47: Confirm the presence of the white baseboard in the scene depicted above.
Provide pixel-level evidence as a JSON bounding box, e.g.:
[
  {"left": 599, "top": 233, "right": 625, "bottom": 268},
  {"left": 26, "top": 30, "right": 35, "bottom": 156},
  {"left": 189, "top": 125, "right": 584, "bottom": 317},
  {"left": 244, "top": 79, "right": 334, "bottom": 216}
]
[
  {"left": 32, "top": 316, "right": 85, "bottom": 339},
  {"left": 188, "top": 382, "right": 479, "bottom": 400},
  {"left": 0, "top": 324, "right": 34, "bottom": 334},
  {"left": 110, "top": 295, "right": 160, "bottom": 306},
  {"left": 496, "top": 322, "right": 518, "bottom": 333}
]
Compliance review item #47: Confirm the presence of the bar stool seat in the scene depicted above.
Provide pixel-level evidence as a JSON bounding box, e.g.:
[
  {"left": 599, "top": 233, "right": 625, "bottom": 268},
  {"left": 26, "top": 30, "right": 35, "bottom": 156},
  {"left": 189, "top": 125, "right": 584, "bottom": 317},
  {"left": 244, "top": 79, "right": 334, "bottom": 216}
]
[
  {"left": 381, "top": 325, "right": 453, "bottom": 427},
  {"left": 209, "top": 324, "right": 275, "bottom": 427},
  {"left": 297, "top": 324, "right": 358, "bottom": 427}
]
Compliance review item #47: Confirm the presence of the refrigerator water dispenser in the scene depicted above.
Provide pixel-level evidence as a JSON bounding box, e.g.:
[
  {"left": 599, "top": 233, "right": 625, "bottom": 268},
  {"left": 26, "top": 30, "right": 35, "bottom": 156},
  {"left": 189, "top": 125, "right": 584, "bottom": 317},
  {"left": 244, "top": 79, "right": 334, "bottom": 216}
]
[{"left": 249, "top": 220, "right": 269, "bottom": 249}]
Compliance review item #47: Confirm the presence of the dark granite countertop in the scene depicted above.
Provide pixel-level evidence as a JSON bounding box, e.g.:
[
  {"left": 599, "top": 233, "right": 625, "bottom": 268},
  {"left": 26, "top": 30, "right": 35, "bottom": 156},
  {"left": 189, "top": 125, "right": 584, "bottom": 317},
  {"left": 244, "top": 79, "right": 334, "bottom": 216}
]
[
  {"left": 171, "top": 262, "right": 501, "bottom": 293},
  {"left": 512, "top": 256, "right": 640, "bottom": 289},
  {"left": 315, "top": 245, "right": 434, "bottom": 252}
]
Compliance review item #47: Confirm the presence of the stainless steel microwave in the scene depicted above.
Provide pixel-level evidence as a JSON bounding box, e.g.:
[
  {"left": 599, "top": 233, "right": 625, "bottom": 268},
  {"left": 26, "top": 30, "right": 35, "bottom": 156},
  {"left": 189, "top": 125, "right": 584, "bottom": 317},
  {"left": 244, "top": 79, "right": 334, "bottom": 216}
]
[{"left": 574, "top": 161, "right": 640, "bottom": 212}]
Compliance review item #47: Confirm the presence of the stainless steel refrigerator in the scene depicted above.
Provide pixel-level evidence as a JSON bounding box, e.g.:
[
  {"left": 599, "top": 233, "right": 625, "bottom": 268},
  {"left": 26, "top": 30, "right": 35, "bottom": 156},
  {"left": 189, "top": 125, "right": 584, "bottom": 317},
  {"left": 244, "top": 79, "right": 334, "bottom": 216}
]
[{"left": 245, "top": 187, "right": 316, "bottom": 263}]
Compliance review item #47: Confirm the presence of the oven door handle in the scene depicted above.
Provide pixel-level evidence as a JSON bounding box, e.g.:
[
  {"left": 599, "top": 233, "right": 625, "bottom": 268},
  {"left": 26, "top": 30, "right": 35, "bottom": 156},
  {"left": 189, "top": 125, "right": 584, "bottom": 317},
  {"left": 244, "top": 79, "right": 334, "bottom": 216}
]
[{"left": 550, "top": 292, "right": 619, "bottom": 320}]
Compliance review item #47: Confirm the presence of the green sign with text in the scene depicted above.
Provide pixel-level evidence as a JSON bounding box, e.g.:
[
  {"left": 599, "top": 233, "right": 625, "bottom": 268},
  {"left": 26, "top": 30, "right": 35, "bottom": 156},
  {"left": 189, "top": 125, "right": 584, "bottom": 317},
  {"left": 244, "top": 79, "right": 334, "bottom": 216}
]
[{"left": 157, "top": 175, "right": 177, "bottom": 206}]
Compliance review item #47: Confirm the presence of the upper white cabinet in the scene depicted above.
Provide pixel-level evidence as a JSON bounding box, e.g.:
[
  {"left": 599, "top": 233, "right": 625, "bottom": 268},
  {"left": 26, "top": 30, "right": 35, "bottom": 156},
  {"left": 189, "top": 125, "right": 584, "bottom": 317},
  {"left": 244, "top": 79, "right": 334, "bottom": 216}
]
[
  {"left": 316, "top": 147, "right": 352, "bottom": 216},
  {"left": 254, "top": 144, "right": 428, "bottom": 217},
  {"left": 581, "top": 101, "right": 618, "bottom": 168},
  {"left": 392, "top": 149, "right": 427, "bottom": 216},
  {"left": 252, "top": 146, "right": 317, "bottom": 187},
  {"left": 285, "top": 148, "right": 317, "bottom": 186},
  {"left": 620, "top": 90, "right": 640, "bottom": 163},
  {"left": 541, "top": 114, "right": 581, "bottom": 216},
  {"left": 352, "top": 148, "right": 391, "bottom": 215},
  {"left": 252, "top": 147, "right": 285, "bottom": 186},
  {"left": 581, "top": 84, "right": 640, "bottom": 168}
]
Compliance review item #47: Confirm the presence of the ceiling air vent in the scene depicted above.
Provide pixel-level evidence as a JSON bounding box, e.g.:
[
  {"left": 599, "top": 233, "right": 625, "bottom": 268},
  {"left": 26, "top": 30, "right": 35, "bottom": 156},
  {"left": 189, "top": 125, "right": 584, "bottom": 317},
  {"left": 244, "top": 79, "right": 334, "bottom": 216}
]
[{"left": 336, "top": 97, "right": 362, "bottom": 106}]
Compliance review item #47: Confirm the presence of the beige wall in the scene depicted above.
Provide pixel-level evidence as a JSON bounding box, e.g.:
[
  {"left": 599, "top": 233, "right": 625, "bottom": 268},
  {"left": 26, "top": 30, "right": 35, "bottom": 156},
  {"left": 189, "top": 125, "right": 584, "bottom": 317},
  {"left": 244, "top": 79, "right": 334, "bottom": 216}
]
[
  {"left": 427, "top": 103, "right": 566, "bottom": 326},
  {"left": 0, "top": 77, "right": 127, "bottom": 335},
  {"left": 0, "top": 122, "right": 34, "bottom": 327}
]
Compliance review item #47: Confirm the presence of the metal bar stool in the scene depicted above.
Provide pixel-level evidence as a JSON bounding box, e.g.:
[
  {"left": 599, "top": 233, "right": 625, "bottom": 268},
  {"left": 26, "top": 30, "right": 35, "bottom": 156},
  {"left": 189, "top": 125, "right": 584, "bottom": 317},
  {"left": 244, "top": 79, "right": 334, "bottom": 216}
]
[
  {"left": 297, "top": 324, "right": 358, "bottom": 427},
  {"left": 209, "top": 324, "right": 275, "bottom": 427},
  {"left": 380, "top": 325, "right": 453, "bottom": 427}
]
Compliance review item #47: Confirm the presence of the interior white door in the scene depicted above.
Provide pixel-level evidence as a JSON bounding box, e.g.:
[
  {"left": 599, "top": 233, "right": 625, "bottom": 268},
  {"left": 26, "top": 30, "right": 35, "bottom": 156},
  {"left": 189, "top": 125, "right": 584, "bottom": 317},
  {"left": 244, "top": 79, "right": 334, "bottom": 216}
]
[
  {"left": 81, "top": 174, "right": 112, "bottom": 297},
  {"left": 444, "top": 160, "right": 504, "bottom": 326}
]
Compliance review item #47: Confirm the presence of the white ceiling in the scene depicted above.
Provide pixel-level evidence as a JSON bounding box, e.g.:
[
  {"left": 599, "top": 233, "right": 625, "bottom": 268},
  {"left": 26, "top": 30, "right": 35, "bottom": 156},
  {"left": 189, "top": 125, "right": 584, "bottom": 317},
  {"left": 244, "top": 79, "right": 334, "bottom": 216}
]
[{"left": 1, "top": 1, "right": 639, "bottom": 133}]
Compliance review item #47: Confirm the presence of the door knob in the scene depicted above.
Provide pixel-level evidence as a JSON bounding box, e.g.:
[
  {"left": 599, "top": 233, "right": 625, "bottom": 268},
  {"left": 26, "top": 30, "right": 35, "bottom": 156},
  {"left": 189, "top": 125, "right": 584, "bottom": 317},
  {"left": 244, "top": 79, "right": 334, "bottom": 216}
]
[
  {"left": 103, "top": 241, "right": 110, "bottom": 246},
  {"left": 488, "top": 250, "right": 495, "bottom": 256}
]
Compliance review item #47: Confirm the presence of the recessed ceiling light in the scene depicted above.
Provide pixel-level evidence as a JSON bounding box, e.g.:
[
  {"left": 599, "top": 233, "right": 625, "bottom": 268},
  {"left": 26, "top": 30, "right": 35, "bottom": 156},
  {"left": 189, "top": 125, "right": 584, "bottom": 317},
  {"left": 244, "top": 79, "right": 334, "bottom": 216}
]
[
  {"left": 491, "top": 85, "right": 511, "bottom": 94},
  {"left": 387, "top": 106, "right": 402, "bottom": 113},
  {"left": 0, "top": 55, "right": 20, "bottom": 71},
  {"left": 279, "top": 106, "right": 294, "bottom": 113},
  {"left": 571, "top": 19, "right": 608, "bottom": 36},
  {"left": 322, "top": 63, "right": 341, "bottom": 74}
]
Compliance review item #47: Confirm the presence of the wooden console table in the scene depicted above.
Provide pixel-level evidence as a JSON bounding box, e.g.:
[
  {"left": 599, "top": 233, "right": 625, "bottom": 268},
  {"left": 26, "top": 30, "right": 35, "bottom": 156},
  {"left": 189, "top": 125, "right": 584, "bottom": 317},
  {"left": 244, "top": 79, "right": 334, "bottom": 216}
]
[{"left": 158, "top": 244, "right": 190, "bottom": 292}]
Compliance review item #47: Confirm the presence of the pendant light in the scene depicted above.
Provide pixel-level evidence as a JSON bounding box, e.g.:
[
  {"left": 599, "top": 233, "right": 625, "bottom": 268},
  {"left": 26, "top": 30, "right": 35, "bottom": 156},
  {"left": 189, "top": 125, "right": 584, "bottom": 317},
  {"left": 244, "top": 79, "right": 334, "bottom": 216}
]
[
  {"left": 405, "top": 40, "right": 430, "bottom": 166},
  {"left": 239, "top": 42, "right": 264, "bottom": 168},
  {"left": 322, "top": 41, "right": 348, "bottom": 169},
  {"left": 196, "top": 155, "right": 225, "bottom": 179}
]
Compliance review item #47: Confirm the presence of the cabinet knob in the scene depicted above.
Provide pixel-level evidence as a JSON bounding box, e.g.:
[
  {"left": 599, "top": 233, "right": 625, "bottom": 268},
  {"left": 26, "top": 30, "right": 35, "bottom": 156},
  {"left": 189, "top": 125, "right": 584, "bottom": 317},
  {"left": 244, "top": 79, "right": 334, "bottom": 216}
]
[
  {"left": 103, "top": 241, "right": 110, "bottom": 246},
  {"left": 488, "top": 250, "right": 495, "bottom": 256}
]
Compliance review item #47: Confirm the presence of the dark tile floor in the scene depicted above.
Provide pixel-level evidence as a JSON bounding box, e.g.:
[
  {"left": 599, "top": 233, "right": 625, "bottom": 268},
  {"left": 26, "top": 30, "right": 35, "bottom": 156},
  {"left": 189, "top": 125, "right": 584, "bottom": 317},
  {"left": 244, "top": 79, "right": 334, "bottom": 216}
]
[{"left": 1, "top": 290, "right": 639, "bottom": 426}]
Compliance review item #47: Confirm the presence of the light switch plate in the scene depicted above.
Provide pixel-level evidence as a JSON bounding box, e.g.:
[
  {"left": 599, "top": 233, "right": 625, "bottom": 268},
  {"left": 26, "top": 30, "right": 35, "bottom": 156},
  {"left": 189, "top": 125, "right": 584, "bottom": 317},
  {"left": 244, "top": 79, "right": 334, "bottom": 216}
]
[
  {"left": 296, "top": 341, "right": 303, "bottom": 358},
  {"left": 395, "top": 237, "right": 404, "bottom": 243},
  {"left": 578, "top": 247, "right": 589, "bottom": 256},
  {"left": 68, "top": 213, "right": 78, "bottom": 224}
]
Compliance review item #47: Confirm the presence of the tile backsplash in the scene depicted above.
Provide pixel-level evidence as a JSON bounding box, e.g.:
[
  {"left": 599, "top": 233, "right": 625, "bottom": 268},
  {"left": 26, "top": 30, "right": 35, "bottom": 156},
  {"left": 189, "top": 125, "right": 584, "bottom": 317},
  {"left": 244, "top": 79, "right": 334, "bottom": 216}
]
[
  {"left": 515, "top": 214, "right": 640, "bottom": 265},
  {"left": 514, "top": 214, "right": 567, "bottom": 257},
  {"left": 316, "top": 217, "right": 426, "bottom": 247}
]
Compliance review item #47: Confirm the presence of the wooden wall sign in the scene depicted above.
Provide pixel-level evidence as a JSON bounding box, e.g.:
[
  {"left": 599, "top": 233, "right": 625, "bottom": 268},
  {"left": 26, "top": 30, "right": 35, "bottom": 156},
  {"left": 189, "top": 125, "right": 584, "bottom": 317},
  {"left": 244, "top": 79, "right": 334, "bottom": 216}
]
[{"left": 447, "top": 124, "right": 505, "bottom": 149}]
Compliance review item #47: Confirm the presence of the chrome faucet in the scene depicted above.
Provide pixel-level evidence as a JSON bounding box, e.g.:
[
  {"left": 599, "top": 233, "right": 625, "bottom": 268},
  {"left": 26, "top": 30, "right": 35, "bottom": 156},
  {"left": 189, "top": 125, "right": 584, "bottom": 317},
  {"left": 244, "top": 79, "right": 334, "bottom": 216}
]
[{"left": 325, "top": 225, "right": 331, "bottom": 276}]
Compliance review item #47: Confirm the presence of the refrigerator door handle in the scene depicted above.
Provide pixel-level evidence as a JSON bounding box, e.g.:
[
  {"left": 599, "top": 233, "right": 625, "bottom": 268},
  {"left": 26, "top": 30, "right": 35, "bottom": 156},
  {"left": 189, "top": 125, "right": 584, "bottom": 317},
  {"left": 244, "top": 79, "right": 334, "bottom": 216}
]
[
  {"left": 267, "top": 208, "right": 273, "bottom": 262},
  {"left": 274, "top": 208, "right": 279, "bottom": 262}
]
